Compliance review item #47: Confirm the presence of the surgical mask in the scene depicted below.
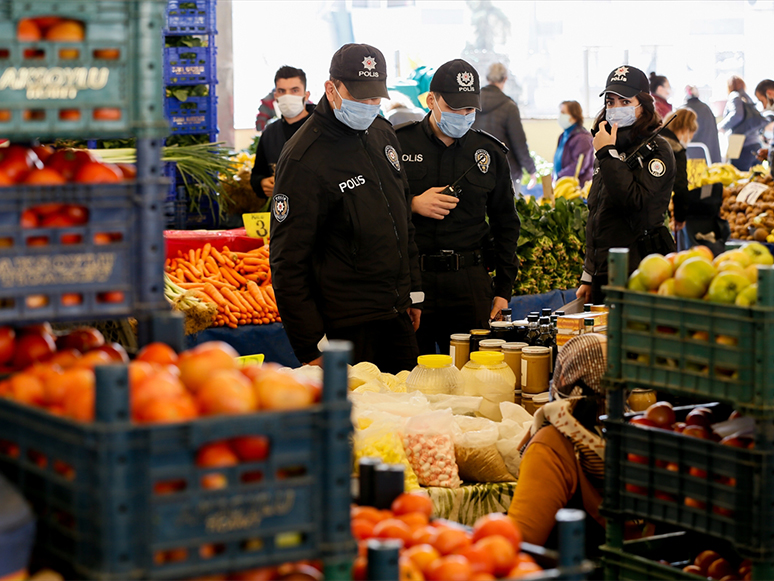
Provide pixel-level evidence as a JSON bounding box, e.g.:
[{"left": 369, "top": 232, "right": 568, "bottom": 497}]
[
  {"left": 433, "top": 106, "right": 476, "bottom": 139},
  {"left": 276, "top": 94, "right": 305, "bottom": 119},
  {"left": 558, "top": 113, "right": 574, "bottom": 130},
  {"left": 332, "top": 85, "right": 380, "bottom": 131},
  {"left": 606, "top": 104, "right": 640, "bottom": 128}
]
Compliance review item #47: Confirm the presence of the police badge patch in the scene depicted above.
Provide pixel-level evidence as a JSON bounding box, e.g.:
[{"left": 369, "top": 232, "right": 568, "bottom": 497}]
[
  {"left": 385, "top": 145, "right": 400, "bottom": 171},
  {"left": 648, "top": 158, "right": 666, "bottom": 177},
  {"left": 273, "top": 193, "right": 289, "bottom": 222},
  {"left": 475, "top": 149, "right": 490, "bottom": 173}
]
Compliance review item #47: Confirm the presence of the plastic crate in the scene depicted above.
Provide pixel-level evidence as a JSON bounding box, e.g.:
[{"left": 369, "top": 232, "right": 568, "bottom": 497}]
[
  {"left": 604, "top": 248, "right": 774, "bottom": 416},
  {"left": 0, "top": 343, "right": 354, "bottom": 580},
  {"left": 164, "top": 45, "right": 217, "bottom": 86},
  {"left": 0, "top": 164, "right": 168, "bottom": 323},
  {"left": 162, "top": 163, "right": 221, "bottom": 230},
  {"left": 0, "top": 0, "right": 168, "bottom": 140},
  {"left": 164, "top": 93, "right": 218, "bottom": 135},
  {"left": 601, "top": 401, "right": 774, "bottom": 561},
  {"left": 165, "top": 0, "right": 217, "bottom": 35}
]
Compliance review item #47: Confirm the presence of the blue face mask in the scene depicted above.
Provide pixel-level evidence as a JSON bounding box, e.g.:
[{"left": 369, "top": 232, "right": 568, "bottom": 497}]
[
  {"left": 605, "top": 104, "right": 640, "bottom": 128},
  {"left": 433, "top": 106, "right": 476, "bottom": 139},
  {"left": 332, "top": 85, "right": 380, "bottom": 131}
]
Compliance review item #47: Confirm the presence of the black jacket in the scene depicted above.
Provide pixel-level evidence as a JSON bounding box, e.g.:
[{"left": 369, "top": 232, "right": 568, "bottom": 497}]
[
  {"left": 684, "top": 97, "right": 721, "bottom": 164},
  {"left": 270, "top": 96, "right": 421, "bottom": 363},
  {"left": 396, "top": 115, "right": 520, "bottom": 300},
  {"left": 661, "top": 128, "right": 689, "bottom": 222},
  {"left": 250, "top": 103, "right": 315, "bottom": 200},
  {"left": 584, "top": 126, "right": 676, "bottom": 277},
  {"left": 472, "top": 85, "right": 536, "bottom": 180}
]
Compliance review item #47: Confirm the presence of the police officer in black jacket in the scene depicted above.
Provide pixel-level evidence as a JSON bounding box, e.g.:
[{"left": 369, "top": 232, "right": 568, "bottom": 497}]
[
  {"left": 270, "top": 44, "right": 422, "bottom": 373},
  {"left": 577, "top": 65, "right": 676, "bottom": 305},
  {"left": 396, "top": 60, "right": 520, "bottom": 355}
]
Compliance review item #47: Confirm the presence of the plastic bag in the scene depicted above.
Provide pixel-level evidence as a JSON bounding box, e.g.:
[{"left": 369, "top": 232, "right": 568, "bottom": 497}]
[
  {"left": 350, "top": 392, "right": 432, "bottom": 421},
  {"left": 496, "top": 401, "right": 533, "bottom": 477},
  {"left": 353, "top": 411, "right": 420, "bottom": 491},
  {"left": 403, "top": 409, "right": 462, "bottom": 488},
  {"left": 424, "top": 393, "right": 483, "bottom": 416},
  {"left": 453, "top": 416, "right": 516, "bottom": 483}
]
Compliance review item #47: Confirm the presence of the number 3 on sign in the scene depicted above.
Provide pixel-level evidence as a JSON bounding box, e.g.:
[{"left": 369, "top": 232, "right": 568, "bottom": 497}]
[{"left": 243, "top": 212, "right": 271, "bottom": 239}]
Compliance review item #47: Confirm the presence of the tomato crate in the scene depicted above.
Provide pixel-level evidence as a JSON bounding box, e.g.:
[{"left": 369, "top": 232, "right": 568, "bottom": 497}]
[
  {"left": 164, "top": 93, "right": 218, "bottom": 135},
  {"left": 164, "top": 45, "right": 217, "bottom": 86},
  {"left": 164, "top": 0, "right": 217, "bottom": 35},
  {"left": 601, "top": 399, "right": 774, "bottom": 562},
  {"left": 0, "top": 0, "right": 168, "bottom": 140},
  {"left": 0, "top": 177, "right": 167, "bottom": 324},
  {"left": 0, "top": 344, "right": 355, "bottom": 581},
  {"left": 604, "top": 249, "right": 774, "bottom": 417}
]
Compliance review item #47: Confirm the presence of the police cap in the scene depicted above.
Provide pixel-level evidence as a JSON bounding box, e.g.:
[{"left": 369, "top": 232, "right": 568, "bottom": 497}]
[
  {"left": 429, "top": 59, "right": 481, "bottom": 110},
  {"left": 600, "top": 65, "right": 649, "bottom": 98},
  {"left": 329, "top": 43, "right": 389, "bottom": 100}
]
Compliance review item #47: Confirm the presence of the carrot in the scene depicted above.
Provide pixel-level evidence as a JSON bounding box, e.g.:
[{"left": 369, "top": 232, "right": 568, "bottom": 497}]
[
  {"left": 224, "top": 266, "right": 248, "bottom": 286},
  {"left": 202, "top": 283, "right": 228, "bottom": 307},
  {"left": 221, "top": 268, "right": 240, "bottom": 287},
  {"left": 265, "top": 285, "right": 276, "bottom": 304},
  {"left": 202, "top": 242, "right": 212, "bottom": 263},
  {"left": 242, "top": 290, "right": 263, "bottom": 313},
  {"left": 247, "top": 281, "right": 270, "bottom": 310},
  {"left": 205, "top": 257, "right": 220, "bottom": 275},
  {"left": 210, "top": 247, "right": 228, "bottom": 265},
  {"left": 188, "top": 249, "right": 196, "bottom": 264},
  {"left": 175, "top": 282, "right": 205, "bottom": 289},
  {"left": 221, "top": 287, "right": 247, "bottom": 312}
]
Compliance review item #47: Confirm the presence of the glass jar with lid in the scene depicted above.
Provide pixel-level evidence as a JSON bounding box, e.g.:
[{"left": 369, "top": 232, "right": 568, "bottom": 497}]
[
  {"left": 449, "top": 333, "right": 471, "bottom": 369},
  {"left": 479, "top": 338, "right": 506, "bottom": 352},
  {"left": 489, "top": 321, "right": 512, "bottom": 341},
  {"left": 461, "top": 351, "right": 516, "bottom": 421},
  {"left": 406, "top": 354, "right": 464, "bottom": 396}
]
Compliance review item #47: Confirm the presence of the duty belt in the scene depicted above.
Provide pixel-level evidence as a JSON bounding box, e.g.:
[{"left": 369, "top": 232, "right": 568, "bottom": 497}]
[{"left": 419, "top": 250, "right": 483, "bottom": 272}]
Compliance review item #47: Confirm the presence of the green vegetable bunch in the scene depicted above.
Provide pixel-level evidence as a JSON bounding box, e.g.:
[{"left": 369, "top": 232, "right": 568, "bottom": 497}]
[{"left": 512, "top": 196, "right": 588, "bottom": 296}]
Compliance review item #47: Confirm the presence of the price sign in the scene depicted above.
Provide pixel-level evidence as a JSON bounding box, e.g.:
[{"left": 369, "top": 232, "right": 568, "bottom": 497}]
[
  {"left": 243, "top": 212, "right": 271, "bottom": 239},
  {"left": 737, "top": 182, "right": 769, "bottom": 206}
]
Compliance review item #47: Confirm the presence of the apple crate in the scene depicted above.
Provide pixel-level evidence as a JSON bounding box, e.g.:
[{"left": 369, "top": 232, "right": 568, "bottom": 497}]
[
  {"left": 0, "top": 344, "right": 355, "bottom": 581},
  {"left": 601, "top": 400, "right": 774, "bottom": 562},
  {"left": 164, "top": 0, "right": 217, "bottom": 35},
  {"left": 0, "top": 0, "right": 168, "bottom": 140},
  {"left": 163, "top": 45, "right": 217, "bottom": 86},
  {"left": 604, "top": 249, "right": 774, "bottom": 416}
]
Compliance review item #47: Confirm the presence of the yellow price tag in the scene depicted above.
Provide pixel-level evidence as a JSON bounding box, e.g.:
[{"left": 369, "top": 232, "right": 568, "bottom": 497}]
[{"left": 243, "top": 212, "right": 271, "bottom": 239}]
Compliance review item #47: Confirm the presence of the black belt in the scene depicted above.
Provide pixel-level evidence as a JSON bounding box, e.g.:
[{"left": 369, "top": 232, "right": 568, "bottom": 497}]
[{"left": 419, "top": 250, "right": 483, "bottom": 272}]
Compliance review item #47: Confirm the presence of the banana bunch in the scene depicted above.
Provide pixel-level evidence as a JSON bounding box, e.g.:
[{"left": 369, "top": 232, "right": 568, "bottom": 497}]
[{"left": 553, "top": 176, "right": 584, "bottom": 200}]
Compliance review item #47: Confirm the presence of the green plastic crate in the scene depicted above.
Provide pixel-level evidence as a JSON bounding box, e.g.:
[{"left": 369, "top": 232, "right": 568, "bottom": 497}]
[
  {"left": 0, "top": 0, "right": 168, "bottom": 139},
  {"left": 605, "top": 248, "right": 774, "bottom": 416}
]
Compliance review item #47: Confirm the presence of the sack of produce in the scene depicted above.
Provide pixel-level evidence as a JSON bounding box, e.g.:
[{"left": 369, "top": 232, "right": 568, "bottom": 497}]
[
  {"left": 453, "top": 416, "right": 516, "bottom": 483},
  {"left": 403, "top": 409, "right": 462, "bottom": 488},
  {"left": 496, "top": 402, "right": 534, "bottom": 477},
  {"left": 353, "top": 411, "right": 420, "bottom": 491}
]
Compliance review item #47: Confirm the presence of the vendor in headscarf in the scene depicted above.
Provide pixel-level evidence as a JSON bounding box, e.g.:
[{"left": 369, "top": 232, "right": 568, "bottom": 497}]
[{"left": 508, "top": 333, "right": 608, "bottom": 552}]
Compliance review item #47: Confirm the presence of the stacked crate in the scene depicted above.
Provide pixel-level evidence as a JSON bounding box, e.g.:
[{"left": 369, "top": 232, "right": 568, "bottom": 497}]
[{"left": 162, "top": 0, "right": 220, "bottom": 229}]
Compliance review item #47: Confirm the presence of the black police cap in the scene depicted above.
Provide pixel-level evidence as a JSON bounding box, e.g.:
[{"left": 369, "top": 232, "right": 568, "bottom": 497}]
[
  {"left": 329, "top": 43, "right": 389, "bottom": 100},
  {"left": 429, "top": 59, "right": 481, "bottom": 110},
  {"left": 600, "top": 65, "right": 649, "bottom": 98}
]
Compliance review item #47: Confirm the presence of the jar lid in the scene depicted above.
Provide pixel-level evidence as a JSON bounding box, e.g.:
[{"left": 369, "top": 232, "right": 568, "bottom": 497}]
[
  {"left": 479, "top": 339, "right": 506, "bottom": 347},
  {"left": 502, "top": 342, "right": 528, "bottom": 351},
  {"left": 469, "top": 351, "right": 504, "bottom": 365},
  {"left": 450, "top": 333, "right": 471, "bottom": 341},
  {"left": 630, "top": 388, "right": 654, "bottom": 393},
  {"left": 417, "top": 354, "right": 453, "bottom": 368},
  {"left": 533, "top": 392, "right": 550, "bottom": 403},
  {"left": 521, "top": 392, "right": 534, "bottom": 400},
  {"left": 470, "top": 329, "right": 491, "bottom": 336},
  {"left": 522, "top": 346, "right": 550, "bottom": 355},
  {"left": 490, "top": 321, "right": 512, "bottom": 329}
]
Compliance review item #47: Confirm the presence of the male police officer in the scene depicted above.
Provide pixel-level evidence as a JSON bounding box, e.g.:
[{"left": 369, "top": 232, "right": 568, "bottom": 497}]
[
  {"left": 396, "top": 60, "right": 520, "bottom": 355},
  {"left": 270, "top": 44, "right": 422, "bottom": 373}
]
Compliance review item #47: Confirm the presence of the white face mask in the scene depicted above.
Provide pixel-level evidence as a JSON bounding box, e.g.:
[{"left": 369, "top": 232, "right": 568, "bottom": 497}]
[
  {"left": 276, "top": 94, "right": 305, "bottom": 119},
  {"left": 558, "top": 113, "right": 574, "bottom": 130}
]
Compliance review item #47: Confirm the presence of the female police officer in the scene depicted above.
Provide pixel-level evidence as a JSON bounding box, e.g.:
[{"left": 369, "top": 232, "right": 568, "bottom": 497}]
[{"left": 577, "top": 65, "right": 676, "bottom": 305}]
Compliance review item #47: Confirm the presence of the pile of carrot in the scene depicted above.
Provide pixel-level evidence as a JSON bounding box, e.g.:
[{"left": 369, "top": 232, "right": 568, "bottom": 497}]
[{"left": 164, "top": 243, "right": 279, "bottom": 328}]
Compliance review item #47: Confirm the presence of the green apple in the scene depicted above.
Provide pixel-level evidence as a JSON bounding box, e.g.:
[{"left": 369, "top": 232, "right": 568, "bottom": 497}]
[
  {"left": 741, "top": 242, "right": 774, "bottom": 265},
  {"left": 674, "top": 257, "right": 717, "bottom": 298},
  {"left": 706, "top": 271, "right": 752, "bottom": 303},
  {"left": 673, "top": 248, "right": 705, "bottom": 270},
  {"left": 746, "top": 264, "right": 760, "bottom": 283},
  {"left": 627, "top": 269, "right": 648, "bottom": 292},
  {"left": 637, "top": 254, "right": 673, "bottom": 290},
  {"left": 713, "top": 249, "right": 752, "bottom": 268},
  {"left": 658, "top": 278, "right": 676, "bottom": 296},
  {"left": 735, "top": 283, "right": 758, "bottom": 307},
  {"left": 716, "top": 260, "right": 747, "bottom": 277}
]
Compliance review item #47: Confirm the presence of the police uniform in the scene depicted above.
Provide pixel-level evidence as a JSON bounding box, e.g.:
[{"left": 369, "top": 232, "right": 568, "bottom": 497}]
[
  {"left": 396, "top": 60, "right": 520, "bottom": 355},
  {"left": 269, "top": 44, "right": 422, "bottom": 373}
]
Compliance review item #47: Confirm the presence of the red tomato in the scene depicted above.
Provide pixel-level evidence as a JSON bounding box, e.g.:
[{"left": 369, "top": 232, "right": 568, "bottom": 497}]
[
  {"left": 74, "top": 161, "right": 122, "bottom": 184},
  {"left": 13, "top": 333, "right": 56, "bottom": 369},
  {"left": 20, "top": 209, "right": 39, "bottom": 228},
  {"left": 116, "top": 163, "right": 137, "bottom": 180},
  {"left": 45, "top": 149, "right": 90, "bottom": 181},
  {"left": 97, "top": 291, "right": 125, "bottom": 303},
  {"left": 0, "top": 171, "right": 13, "bottom": 187},
  {"left": 92, "top": 108, "right": 122, "bottom": 121},
  {"left": 40, "top": 214, "right": 76, "bottom": 227},
  {"left": 57, "top": 328, "right": 105, "bottom": 353},
  {"left": 64, "top": 205, "right": 89, "bottom": 225},
  {"left": 230, "top": 435, "right": 271, "bottom": 462},
  {"left": 32, "top": 203, "right": 66, "bottom": 217},
  {"left": 0, "top": 145, "right": 41, "bottom": 182},
  {"left": 31, "top": 145, "right": 54, "bottom": 163},
  {"left": 0, "top": 326, "right": 15, "bottom": 366},
  {"left": 23, "top": 167, "right": 66, "bottom": 185}
]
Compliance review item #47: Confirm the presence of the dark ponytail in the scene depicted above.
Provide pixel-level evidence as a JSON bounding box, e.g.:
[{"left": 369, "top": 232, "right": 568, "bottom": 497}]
[{"left": 649, "top": 72, "right": 668, "bottom": 93}]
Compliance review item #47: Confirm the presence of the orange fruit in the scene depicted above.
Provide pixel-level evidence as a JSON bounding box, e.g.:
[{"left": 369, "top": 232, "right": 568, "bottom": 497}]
[
  {"left": 137, "top": 342, "right": 179, "bottom": 366},
  {"left": 392, "top": 492, "right": 434, "bottom": 518},
  {"left": 351, "top": 506, "right": 384, "bottom": 525},
  {"left": 408, "top": 525, "right": 438, "bottom": 548},
  {"left": 403, "top": 544, "right": 441, "bottom": 575},
  {"left": 93, "top": 108, "right": 122, "bottom": 121},
  {"left": 373, "top": 518, "right": 412, "bottom": 544},
  {"left": 17, "top": 19, "right": 42, "bottom": 41},
  {"left": 178, "top": 342, "right": 238, "bottom": 392},
  {"left": 472, "top": 513, "right": 522, "bottom": 551},
  {"left": 135, "top": 394, "right": 198, "bottom": 424},
  {"left": 45, "top": 367, "right": 93, "bottom": 407},
  {"left": 58, "top": 109, "right": 81, "bottom": 121},
  {"left": 399, "top": 557, "right": 424, "bottom": 581},
  {"left": 425, "top": 555, "right": 472, "bottom": 581},
  {"left": 196, "top": 370, "right": 257, "bottom": 415},
  {"left": 8, "top": 373, "right": 45, "bottom": 406},
  {"left": 473, "top": 536, "right": 516, "bottom": 577},
  {"left": 397, "top": 511, "right": 429, "bottom": 530},
  {"left": 351, "top": 518, "right": 375, "bottom": 541},
  {"left": 432, "top": 527, "right": 471, "bottom": 556},
  {"left": 508, "top": 561, "right": 543, "bottom": 577},
  {"left": 93, "top": 48, "right": 120, "bottom": 60},
  {"left": 352, "top": 556, "right": 367, "bottom": 581},
  {"left": 45, "top": 20, "right": 84, "bottom": 42},
  {"left": 63, "top": 384, "right": 95, "bottom": 422},
  {"left": 457, "top": 543, "right": 496, "bottom": 575},
  {"left": 196, "top": 442, "right": 238, "bottom": 468}
]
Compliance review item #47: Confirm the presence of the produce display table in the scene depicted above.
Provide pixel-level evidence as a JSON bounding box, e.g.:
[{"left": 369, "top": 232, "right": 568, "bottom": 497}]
[{"left": 427, "top": 482, "right": 517, "bottom": 527}]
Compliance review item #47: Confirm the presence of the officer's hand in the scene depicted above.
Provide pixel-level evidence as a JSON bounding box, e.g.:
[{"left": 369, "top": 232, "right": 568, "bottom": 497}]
[
  {"left": 409, "top": 308, "right": 421, "bottom": 332},
  {"left": 593, "top": 121, "right": 617, "bottom": 151},
  {"left": 489, "top": 296, "right": 509, "bottom": 321},
  {"left": 304, "top": 356, "right": 323, "bottom": 368},
  {"left": 261, "top": 176, "right": 275, "bottom": 197},
  {"left": 411, "top": 187, "right": 459, "bottom": 220},
  {"left": 576, "top": 284, "right": 592, "bottom": 304}
]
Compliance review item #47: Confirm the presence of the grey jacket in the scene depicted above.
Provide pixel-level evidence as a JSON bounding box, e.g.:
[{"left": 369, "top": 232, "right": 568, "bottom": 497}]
[{"left": 472, "top": 85, "right": 536, "bottom": 181}]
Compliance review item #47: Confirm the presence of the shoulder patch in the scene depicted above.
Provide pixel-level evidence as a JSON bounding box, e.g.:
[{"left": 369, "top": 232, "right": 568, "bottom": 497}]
[
  {"left": 474, "top": 149, "right": 491, "bottom": 173},
  {"left": 272, "top": 193, "right": 290, "bottom": 222},
  {"left": 472, "top": 129, "right": 509, "bottom": 154},
  {"left": 648, "top": 158, "right": 666, "bottom": 177},
  {"left": 385, "top": 145, "right": 400, "bottom": 170}
]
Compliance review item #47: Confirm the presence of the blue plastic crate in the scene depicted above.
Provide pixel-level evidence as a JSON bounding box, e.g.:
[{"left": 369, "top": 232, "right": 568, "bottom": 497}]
[
  {"left": 165, "top": 0, "right": 217, "bottom": 35},
  {"left": 0, "top": 0, "right": 168, "bottom": 140},
  {"left": 164, "top": 92, "right": 218, "bottom": 135},
  {"left": 164, "top": 45, "right": 217, "bottom": 86},
  {"left": 0, "top": 345, "right": 355, "bottom": 580},
  {"left": 162, "top": 161, "right": 221, "bottom": 230}
]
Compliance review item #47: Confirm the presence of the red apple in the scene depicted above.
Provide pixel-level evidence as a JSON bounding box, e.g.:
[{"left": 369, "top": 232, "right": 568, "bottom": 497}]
[
  {"left": 630, "top": 416, "right": 658, "bottom": 428},
  {"left": 683, "top": 425, "right": 711, "bottom": 439},
  {"left": 645, "top": 401, "right": 676, "bottom": 429},
  {"left": 57, "top": 327, "right": 105, "bottom": 353}
]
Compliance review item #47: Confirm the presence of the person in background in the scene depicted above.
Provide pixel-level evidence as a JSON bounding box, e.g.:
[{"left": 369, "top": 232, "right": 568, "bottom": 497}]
[
  {"left": 270, "top": 44, "right": 422, "bottom": 373},
  {"left": 754, "top": 79, "right": 774, "bottom": 162},
  {"left": 718, "top": 75, "right": 764, "bottom": 171},
  {"left": 396, "top": 60, "right": 520, "bottom": 355},
  {"left": 508, "top": 333, "right": 608, "bottom": 552},
  {"left": 649, "top": 72, "right": 672, "bottom": 119},
  {"left": 473, "top": 62, "right": 537, "bottom": 194},
  {"left": 576, "top": 65, "right": 676, "bottom": 305},
  {"left": 250, "top": 66, "right": 314, "bottom": 208},
  {"left": 385, "top": 92, "right": 426, "bottom": 127},
  {"left": 683, "top": 85, "right": 722, "bottom": 164},
  {"left": 553, "top": 100, "right": 594, "bottom": 186}
]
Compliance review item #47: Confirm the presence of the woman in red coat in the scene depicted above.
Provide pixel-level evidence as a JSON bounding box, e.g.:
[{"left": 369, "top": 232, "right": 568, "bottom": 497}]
[{"left": 650, "top": 72, "right": 672, "bottom": 119}]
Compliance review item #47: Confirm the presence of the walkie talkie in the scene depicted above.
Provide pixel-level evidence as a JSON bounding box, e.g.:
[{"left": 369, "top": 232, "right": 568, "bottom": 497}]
[
  {"left": 624, "top": 114, "right": 677, "bottom": 170},
  {"left": 440, "top": 152, "right": 488, "bottom": 198}
]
